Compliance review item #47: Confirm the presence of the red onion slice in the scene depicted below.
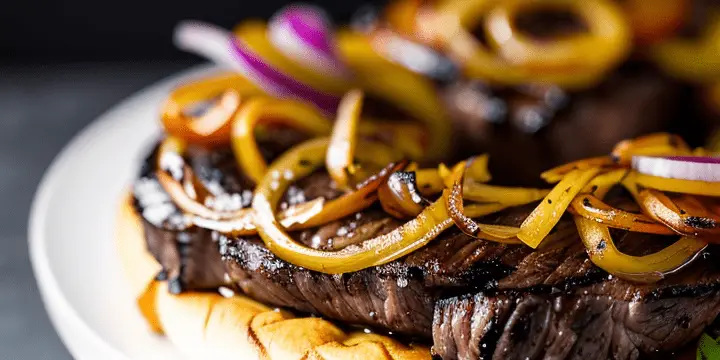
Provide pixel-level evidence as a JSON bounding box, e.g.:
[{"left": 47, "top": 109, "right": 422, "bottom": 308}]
[
  {"left": 174, "top": 21, "right": 340, "bottom": 114},
  {"left": 268, "top": 5, "right": 348, "bottom": 78},
  {"left": 632, "top": 155, "right": 720, "bottom": 182}
]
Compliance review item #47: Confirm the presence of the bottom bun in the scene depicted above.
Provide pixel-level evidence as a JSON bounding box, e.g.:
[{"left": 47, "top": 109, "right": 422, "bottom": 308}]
[{"left": 115, "top": 193, "right": 431, "bottom": 360}]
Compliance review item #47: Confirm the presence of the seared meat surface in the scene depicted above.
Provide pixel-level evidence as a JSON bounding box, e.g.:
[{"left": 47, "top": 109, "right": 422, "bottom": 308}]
[
  {"left": 131, "top": 68, "right": 719, "bottom": 358},
  {"left": 443, "top": 68, "right": 684, "bottom": 186}
]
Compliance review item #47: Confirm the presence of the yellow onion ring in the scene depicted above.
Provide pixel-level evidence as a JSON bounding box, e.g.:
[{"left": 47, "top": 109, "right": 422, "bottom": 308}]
[
  {"left": 575, "top": 170, "right": 709, "bottom": 283},
  {"left": 623, "top": 0, "right": 687, "bottom": 44},
  {"left": 232, "top": 95, "right": 422, "bottom": 184},
  {"left": 652, "top": 17, "right": 720, "bottom": 82},
  {"left": 336, "top": 30, "right": 451, "bottom": 160},
  {"left": 161, "top": 73, "right": 264, "bottom": 146},
  {"left": 252, "top": 137, "right": 458, "bottom": 273},
  {"left": 518, "top": 167, "right": 601, "bottom": 248},
  {"left": 485, "top": 0, "right": 630, "bottom": 72},
  {"left": 574, "top": 216, "right": 707, "bottom": 284},
  {"left": 415, "top": 0, "right": 615, "bottom": 88},
  {"left": 232, "top": 97, "right": 333, "bottom": 183},
  {"left": 637, "top": 189, "right": 720, "bottom": 238}
]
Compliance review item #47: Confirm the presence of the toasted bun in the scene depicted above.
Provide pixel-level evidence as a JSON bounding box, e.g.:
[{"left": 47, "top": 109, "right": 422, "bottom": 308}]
[{"left": 116, "top": 193, "right": 431, "bottom": 359}]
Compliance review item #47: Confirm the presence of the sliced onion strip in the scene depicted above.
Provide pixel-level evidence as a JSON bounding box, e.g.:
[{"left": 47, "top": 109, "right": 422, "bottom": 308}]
[
  {"left": 174, "top": 21, "right": 341, "bottom": 114},
  {"left": 632, "top": 172, "right": 720, "bottom": 197},
  {"left": 518, "top": 167, "right": 601, "bottom": 248},
  {"left": 268, "top": 5, "right": 348, "bottom": 78},
  {"left": 637, "top": 189, "right": 720, "bottom": 237},
  {"left": 570, "top": 194, "right": 675, "bottom": 235},
  {"left": 237, "top": 21, "right": 350, "bottom": 94},
  {"left": 574, "top": 216, "right": 707, "bottom": 284},
  {"left": 327, "top": 90, "right": 363, "bottom": 189},
  {"left": 632, "top": 155, "right": 720, "bottom": 182},
  {"left": 463, "top": 182, "right": 549, "bottom": 207},
  {"left": 161, "top": 73, "right": 263, "bottom": 146},
  {"left": 378, "top": 171, "right": 429, "bottom": 219},
  {"left": 541, "top": 156, "right": 614, "bottom": 183},
  {"left": 336, "top": 30, "right": 451, "bottom": 160},
  {"left": 231, "top": 97, "right": 333, "bottom": 183},
  {"left": 446, "top": 163, "right": 522, "bottom": 242},
  {"left": 252, "top": 137, "right": 454, "bottom": 273},
  {"left": 611, "top": 133, "right": 691, "bottom": 165}
]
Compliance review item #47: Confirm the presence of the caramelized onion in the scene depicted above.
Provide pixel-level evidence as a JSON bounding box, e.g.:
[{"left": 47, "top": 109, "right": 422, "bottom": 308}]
[
  {"left": 637, "top": 189, "right": 720, "bottom": 238},
  {"left": 378, "top": 171, "right": 429, "bottom": 219},
  {"left": 161, "top": 73, "right": 263, "bottom": 146},
  {"left": 462, "top": 182, "right": 549, "bottom": 206},
  {"left": 252, "top": 137, "right": 454, "bottom": 273},
  {"left": 575, "top": 169, "right": 709, "bottom": 283},
  {"left": 611, "top": 133, "right": 691, "bottom": 165},
  {"left": 155, "top": 136, "right": 397, "bottom": 236},
  {"left": 574, "top": 216, "right": 707, "bottom": 283},
  {"left": 518, "top": 167, "right": 601, "bottom": 248},
  {"left": 414, "top": 157, "right": 491, "bottom": 196},
  {"left": 541, "top": 156, "right": 615, "bottom": 183},
  {"left": 232, "top": 97, "right": 333, "bottom": 183},
  {"left": 156, "top": 171, "right": 252, "bottom": 221},
  {"left": 570, "top": 194, "right": 675, "bottom": 235},
  {"left": 327, "top": 89, "right": 364, "bottom": 189},
  {"left": 414, "top": 0, "right": 627, "bottom": 88},
  {"left": 631, "top": 172, "right": 720, "bottom": 197},
  {"left": 336, "top": 30, "right": 451, "bottom": 160},
  {"left": 446, "top": 163, "right": 522, "bottom": 243},
  {"left": 485, "top": 0, "right": 631, "bottom": 72}
]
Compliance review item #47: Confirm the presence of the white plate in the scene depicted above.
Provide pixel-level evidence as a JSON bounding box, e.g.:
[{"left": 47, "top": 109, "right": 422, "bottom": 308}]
[{"left": 29, "top": 65, "right": 217, "bottom": 360}]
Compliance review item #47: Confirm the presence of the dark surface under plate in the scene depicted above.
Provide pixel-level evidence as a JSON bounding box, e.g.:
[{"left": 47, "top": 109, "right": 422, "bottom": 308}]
[{"left": 0, "top": 61, "right": 192, "bottom": 359}]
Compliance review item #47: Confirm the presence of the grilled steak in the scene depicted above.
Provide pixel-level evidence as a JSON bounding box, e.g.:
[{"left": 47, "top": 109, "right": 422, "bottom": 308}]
[
  {"left": 443, "top": 68, "right": 685, "bottom": 186},
  {"left": 131, "top": 73, "right": 718, "bottom": 358},
  {"left": 133, "top": 140, "right": 720, "bottom": 359}
]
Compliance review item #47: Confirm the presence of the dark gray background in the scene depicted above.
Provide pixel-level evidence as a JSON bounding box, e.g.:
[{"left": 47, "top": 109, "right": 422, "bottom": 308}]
[
  {"left": 1, "top": 0, "right": 382, "bottom": 358},
  {"left": 0, "top": 0, "right": 382, "bottom": 64}
]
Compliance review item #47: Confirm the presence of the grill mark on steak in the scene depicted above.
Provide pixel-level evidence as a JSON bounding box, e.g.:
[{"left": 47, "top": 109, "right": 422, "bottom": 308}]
[
  {"left": 433, "top": 280, "right": 720, "bottom": 360},
  {"left": 221, "top": 233, "right": 437, "bottom": 337},
  {"left": 432, "top": 249, "right": 720, "bottom": 360}
]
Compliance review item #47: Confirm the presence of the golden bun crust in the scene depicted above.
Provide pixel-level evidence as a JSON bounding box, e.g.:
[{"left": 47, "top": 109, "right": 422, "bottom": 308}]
[{"left": 116, "top": 193, "right": 432, "bottom": 360}]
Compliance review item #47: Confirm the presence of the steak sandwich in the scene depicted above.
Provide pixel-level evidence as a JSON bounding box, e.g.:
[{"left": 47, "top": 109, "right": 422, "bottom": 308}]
[{"left": 117, "top": 1, "right": 720, "bottom": 359}]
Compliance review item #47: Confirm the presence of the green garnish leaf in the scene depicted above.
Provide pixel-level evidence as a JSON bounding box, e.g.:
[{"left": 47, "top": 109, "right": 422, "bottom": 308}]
[{"left": 698, "top": 333, "right": 720, "bottom": 360}]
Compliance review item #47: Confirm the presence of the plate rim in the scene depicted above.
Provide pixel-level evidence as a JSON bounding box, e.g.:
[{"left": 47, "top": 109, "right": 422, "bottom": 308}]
[{"left": 27, "top": 64, "right": 213, "bottom": 359}]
